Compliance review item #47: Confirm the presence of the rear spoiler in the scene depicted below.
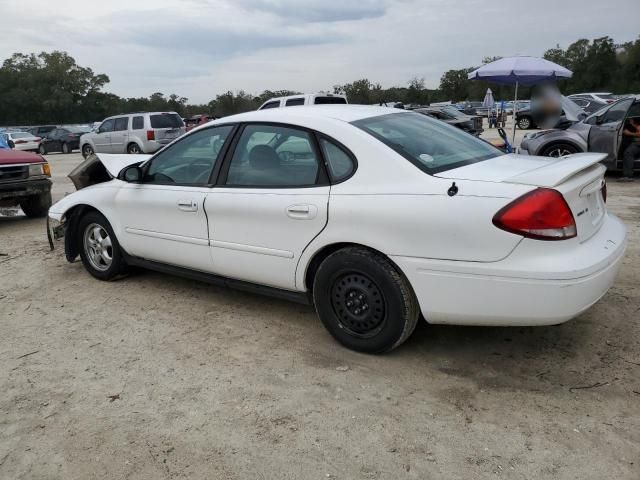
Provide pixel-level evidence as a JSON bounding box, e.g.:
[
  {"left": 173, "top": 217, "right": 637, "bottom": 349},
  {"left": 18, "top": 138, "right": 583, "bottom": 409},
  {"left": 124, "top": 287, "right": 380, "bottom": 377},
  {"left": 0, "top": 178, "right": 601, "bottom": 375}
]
[{"left": 505, "top": 153, "right": 607, "bottom": 188}]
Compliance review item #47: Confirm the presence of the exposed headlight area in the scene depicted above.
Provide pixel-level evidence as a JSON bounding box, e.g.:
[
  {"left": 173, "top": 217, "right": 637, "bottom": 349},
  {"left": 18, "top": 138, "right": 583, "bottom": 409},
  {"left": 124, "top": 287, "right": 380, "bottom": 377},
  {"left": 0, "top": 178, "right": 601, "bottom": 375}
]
[{"left": 28, "top": 163, "right": 51, "bottom": 177}]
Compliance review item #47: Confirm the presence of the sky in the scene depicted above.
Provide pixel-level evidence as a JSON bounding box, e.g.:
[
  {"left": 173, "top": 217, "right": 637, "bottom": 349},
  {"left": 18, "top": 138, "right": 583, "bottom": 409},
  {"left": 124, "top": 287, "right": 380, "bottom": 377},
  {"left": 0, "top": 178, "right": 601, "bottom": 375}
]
[{"left": 1, "top": 0, "right": 638, "bottom": 103}]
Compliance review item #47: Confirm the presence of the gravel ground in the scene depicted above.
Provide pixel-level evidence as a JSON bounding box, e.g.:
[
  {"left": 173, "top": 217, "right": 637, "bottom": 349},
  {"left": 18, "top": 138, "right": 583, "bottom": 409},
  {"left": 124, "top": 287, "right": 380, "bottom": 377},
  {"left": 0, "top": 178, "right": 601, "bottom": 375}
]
[{"left": 1, "top": 143, "right": 639, "bottom": 479}]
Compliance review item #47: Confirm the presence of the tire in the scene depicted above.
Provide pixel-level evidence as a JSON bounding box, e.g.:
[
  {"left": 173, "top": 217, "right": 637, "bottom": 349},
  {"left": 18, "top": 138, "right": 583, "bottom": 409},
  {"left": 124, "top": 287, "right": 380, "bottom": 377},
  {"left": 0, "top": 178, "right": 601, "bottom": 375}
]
[
  {"left": 77, "top": 211, "right": 127, "bottom": 281},
  {"left": 61, "top": 142, "right": 70, "bottom": 154},
  {"left": 39, "top": 144, "right": 47, "bottom": 155},
  {"left": 81, "top": 144, "right": 94, "bottom": 159},
  {"left": 127, "top": 143, "right": 142, "bottom": 154},
  {"left": 20, "top": 192, "right": 52, "bottom": 218},
  {"left": 312, "top": 247, "right": 420, "bottom": 354},
  {"left": 517, "top": 116, "right": 532, "bottom": 130},
  {"left": 541, "top": 143, "right": 579, "bottom": 158}
]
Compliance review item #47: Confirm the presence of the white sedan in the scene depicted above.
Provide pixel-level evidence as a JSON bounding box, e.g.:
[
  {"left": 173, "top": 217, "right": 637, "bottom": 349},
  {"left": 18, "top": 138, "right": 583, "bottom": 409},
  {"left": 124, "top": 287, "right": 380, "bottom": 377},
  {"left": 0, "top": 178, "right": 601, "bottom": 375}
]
[
  {"left": 47, "top": 106, "right": 627, "bottom": 353},
  {"left": 2, "top": 131, "right": 41, "bottom": 152}
]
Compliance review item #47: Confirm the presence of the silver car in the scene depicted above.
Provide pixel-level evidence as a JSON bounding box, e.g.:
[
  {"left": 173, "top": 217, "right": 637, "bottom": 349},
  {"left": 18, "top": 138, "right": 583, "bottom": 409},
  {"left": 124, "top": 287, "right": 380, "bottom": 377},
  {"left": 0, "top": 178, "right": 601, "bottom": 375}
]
[
  {"left": 520, "top": 95, "right": 640, "bottom": 172},
  {"left": 80, "top": 112, "right": 186, "bottom": 158}
]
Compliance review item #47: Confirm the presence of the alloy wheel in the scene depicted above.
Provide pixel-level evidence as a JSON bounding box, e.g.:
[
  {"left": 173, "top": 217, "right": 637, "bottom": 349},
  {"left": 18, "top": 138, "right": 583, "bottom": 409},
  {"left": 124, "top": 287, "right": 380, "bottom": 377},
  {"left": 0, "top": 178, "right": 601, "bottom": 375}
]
[{"left": 83, "top": 223, "right": 113, "bottom": 272}]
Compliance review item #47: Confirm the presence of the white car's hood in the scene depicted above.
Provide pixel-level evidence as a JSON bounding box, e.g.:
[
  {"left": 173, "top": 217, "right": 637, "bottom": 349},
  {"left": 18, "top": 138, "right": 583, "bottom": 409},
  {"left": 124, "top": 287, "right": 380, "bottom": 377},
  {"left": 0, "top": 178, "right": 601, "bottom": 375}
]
[
  {"left": 97, "top": 153, "right": 152, "bottom": 177},
  {"left": 435, "top": 152, "right": 606, "bottom": 188}
]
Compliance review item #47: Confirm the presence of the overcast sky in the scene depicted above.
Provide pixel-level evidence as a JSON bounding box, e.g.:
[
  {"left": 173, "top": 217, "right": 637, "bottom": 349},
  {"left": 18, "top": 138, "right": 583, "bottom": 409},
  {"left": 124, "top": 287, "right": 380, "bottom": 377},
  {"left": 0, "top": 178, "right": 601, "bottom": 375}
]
[{"left": 1, "top": 0, "right": 638, "bottom": 103}]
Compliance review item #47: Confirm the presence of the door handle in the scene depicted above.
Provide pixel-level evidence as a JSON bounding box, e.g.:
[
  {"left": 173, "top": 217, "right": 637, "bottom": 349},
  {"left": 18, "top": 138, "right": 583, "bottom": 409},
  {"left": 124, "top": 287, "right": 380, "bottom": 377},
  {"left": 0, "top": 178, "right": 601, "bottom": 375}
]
[
  {"left": 286, "top": 204, "right": 316, "bottom": 219},
  {"left": 177, "top": 199, "right": 198, "bottom": 212}
]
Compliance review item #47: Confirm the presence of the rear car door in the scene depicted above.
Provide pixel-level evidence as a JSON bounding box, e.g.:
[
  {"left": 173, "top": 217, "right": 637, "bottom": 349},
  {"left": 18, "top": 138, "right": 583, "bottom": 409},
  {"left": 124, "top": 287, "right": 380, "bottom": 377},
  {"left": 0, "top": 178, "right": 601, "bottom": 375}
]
[
  {"left": 46, "top": 129, "right": 63, "bottom": 152},
  {"left": 205, "top": 123, "right": 330, "bottom": 290},
  {"left": 114, "top": 125, "right": 234, "bottom": 271},
  {"left": 94, "top": 119, "right": 115, "bottom": 153},
  {"left": 110, "top": 117, "right": 130, "bottom": 153},
  {"left": 588, "top": 98, "right": 634, "bottom": 162}
]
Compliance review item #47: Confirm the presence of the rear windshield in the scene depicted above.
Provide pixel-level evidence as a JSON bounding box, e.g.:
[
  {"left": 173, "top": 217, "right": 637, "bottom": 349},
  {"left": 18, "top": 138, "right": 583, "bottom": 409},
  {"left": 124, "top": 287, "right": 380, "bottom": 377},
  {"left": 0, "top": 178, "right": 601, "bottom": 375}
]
[
  {"left": 150, "top": 113, "right": 184, "bottom": 129},
  {"left": 353, "top": 112, "right": 502, "bottom": 174},
  {"left": 67, "top": 126, "right": 92, "bottom": 134},
  {"left": 11, "top": 132, "right": 32, "bottom": 138},
  {"left": 598, "top": 94, "right": 616, "bottom": 100},
  {"left": 314, "top": 96, "right": 347, "bottom": 105}
]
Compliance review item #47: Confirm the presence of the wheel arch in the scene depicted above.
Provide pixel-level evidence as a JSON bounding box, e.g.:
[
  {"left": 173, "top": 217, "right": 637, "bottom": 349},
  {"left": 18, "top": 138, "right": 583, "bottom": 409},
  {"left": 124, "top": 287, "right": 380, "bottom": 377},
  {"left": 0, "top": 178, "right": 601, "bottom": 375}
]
[
  {"left": 127, "top": 141, "right": 143, "bottom": 153},
  {"left": 62, "top": 203, "right": 107, "bottom": 262}
]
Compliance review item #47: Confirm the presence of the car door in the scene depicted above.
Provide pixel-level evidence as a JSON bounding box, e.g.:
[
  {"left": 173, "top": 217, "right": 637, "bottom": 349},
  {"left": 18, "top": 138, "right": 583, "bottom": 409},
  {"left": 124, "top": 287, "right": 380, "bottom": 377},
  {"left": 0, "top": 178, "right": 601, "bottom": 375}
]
[
  {"left": 114, "top": 125, "right": 235, "bottom": 271},
  {"left": 205, "top": 123, "right": 330, "bottom": 290},
  {"left": 588, "top": 98, "right": 634, "bottom": 162},
  {"left": 94, "top": 119, "right": 115, "bottom": 153},
  {"left": 110, "top": 117, "right": 130, "bottom": 153},
  {"left": 46, "top": 129, "right": 63, "bottom": 152}
]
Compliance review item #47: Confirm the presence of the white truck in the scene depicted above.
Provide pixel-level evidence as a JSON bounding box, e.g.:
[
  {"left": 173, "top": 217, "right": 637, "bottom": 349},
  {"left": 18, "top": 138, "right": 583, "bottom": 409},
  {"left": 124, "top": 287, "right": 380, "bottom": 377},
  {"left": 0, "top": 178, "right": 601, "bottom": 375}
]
[{"left": 258, "top": 93, "right": 348, "bottom": 110}]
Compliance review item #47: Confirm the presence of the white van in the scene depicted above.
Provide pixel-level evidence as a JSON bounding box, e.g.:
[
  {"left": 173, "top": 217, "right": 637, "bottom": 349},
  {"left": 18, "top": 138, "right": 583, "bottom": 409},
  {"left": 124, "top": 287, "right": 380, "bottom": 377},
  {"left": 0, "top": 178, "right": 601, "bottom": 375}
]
[{"left": 258, "top": 93, "right": 348, "bottom": 110}]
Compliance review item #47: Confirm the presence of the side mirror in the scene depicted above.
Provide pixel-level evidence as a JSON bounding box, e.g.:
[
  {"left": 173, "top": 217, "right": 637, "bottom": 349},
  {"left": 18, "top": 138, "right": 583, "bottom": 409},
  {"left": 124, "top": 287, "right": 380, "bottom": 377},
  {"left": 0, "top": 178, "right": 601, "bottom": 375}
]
[{"left": 121, "top": 165, "right": 142, "bottom": 183}]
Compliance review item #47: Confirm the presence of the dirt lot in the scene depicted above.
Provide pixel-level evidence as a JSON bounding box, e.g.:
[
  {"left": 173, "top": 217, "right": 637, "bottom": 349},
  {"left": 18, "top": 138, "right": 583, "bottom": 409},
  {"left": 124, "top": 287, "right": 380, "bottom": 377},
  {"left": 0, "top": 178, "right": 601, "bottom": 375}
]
[{"left": 1, "top": 148, "right": 639, "bottom": 479}]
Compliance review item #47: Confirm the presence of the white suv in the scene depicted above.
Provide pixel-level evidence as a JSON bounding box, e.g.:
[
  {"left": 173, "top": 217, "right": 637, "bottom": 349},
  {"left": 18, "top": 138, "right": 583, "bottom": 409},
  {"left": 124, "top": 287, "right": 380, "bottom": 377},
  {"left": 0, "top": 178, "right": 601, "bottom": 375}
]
[
  {"left": 258, "top": 93, "right": 348, "bottom": 110},
  {"left": 80, "top": 112, "right": 186, "bottom": 158}
]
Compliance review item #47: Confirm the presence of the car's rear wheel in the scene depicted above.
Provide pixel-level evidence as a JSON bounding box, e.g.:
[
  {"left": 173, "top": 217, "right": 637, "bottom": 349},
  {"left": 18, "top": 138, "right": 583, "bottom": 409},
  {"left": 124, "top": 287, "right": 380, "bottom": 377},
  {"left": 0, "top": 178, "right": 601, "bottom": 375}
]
[
  {"left": 127, "top": 143, "right": 142, "bottom": 154},
  {"left": 78, "top": 211, "right": 127, "bottom": 280},
  {"left": 20, "top": 192, "right": 52, "bottom": 218},
  {"left": 39, "top": 144, "right": 47, "bottom": 155},
  {"left": 313, "top": 247, "right": 420, "bottom": 354},
  {"left": 82, "top": 144, "right": 94, "bottom": 159},
  {"left": 517, "top": 116, "right": 533, "bottom": 129},
  {"left": 542, "top": 143, "right": 579, "bottom": 158},
  {"left": 61, "top": 142, "right": 70, "bottom": 154}
]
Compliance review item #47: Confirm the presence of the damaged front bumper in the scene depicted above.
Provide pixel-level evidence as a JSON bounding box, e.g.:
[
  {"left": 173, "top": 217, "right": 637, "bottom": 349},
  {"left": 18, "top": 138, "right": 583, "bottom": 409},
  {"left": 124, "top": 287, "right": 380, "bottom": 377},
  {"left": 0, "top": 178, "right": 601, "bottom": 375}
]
[{"left": 46, "top": 212, "right": 65, "bottom": 250}]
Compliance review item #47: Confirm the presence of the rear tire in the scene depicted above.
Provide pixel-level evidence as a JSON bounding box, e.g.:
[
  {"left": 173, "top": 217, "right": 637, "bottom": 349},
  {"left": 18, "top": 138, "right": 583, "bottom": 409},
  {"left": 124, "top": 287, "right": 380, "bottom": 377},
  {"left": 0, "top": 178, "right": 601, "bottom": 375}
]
[
  {"left": 61, "top": 142, "right": 70, "bottom": 154},
  {"left": 312, "top": 247, "right": 420, "bottom": 354},
  {"left": 127, "top": 143, "right": 142, "bottom": 154},
  {"left": 39, "top": 144, "right": 47, "bottom": 155},
  {"left": 20, "top": 192, "right": 52, "bottom": 218},
  {"left": 517, "top": 116, "right": 533, "bottom": 129},
  {"left": 82, "top": 144, "right": 94, "bottom": 159},
  {"left": 541, "top": 143, "right": 579, "bottom": 158},
  {"left": 78, "top": 211, "right": 127, "bottom": 281}
]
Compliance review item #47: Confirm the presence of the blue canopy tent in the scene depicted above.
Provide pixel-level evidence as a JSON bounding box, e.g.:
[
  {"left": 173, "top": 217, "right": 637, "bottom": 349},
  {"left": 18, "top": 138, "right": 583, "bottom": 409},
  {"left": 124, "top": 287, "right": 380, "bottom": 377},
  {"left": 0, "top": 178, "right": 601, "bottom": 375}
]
[{"left": 468, "top": 56, "right": 572, "bottom": 147}]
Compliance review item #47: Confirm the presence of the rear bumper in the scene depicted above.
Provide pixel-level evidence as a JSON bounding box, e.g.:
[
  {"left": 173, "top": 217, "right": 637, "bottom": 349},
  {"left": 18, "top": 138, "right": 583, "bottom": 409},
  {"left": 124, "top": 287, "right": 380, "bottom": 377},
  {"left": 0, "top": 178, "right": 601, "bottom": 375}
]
[
  {"left": 392, "top": 213, "right": 627, "bottom": 326},
  {"left": 0, "top": 178, "right": 51, "bottom": 202}
]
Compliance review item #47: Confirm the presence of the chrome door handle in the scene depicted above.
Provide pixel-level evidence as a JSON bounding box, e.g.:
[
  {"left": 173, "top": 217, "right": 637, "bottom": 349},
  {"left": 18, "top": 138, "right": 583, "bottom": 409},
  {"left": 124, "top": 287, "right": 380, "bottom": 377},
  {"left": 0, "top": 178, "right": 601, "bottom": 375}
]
[{"left": 177, "top": 199, "right": 198, "bottom": 212}]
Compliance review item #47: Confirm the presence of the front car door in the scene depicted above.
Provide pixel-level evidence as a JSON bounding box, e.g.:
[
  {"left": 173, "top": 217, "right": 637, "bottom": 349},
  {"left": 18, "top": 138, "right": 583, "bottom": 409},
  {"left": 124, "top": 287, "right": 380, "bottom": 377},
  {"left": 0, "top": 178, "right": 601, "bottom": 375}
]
[
  {"left": 110, "top": 117, "right": 130, "bottom": 153},
  {"left": 114, "top": 125, "right": 234, "bottom": 271},
  {"left": 44, "top": 129, "right": 62, "bottom": 152},
  {"left": 94, "top": 119, "right": 115, "bottom": 153},
  {"left": 587, "top": 98, "right": 634, "bottom": 163},
  {"left": 205, "top": 123, "right": 330, "bottom": 290}
]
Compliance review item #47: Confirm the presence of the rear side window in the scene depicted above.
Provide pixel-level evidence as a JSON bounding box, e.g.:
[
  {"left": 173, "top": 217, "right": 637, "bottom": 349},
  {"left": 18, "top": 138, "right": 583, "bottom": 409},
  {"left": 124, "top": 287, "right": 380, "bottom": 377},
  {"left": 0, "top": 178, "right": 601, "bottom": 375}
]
[
  {"left": 150, "top": 113, "right": 184, "bottom": 129},
  {"left": 319, "top": 138, "right": 355, "bottom": 181},
  {"left": 114, "top": 117, "right": 129, "bottom": 131},
  {"left": 285, "top": 98, "right": 305, "bottom": 107},
  {"left": 132, "top": 116, "right": 144, "bottom": 130},
  {"left": 314, "top": 96, "right": 347, "bottom": 105},
  {"left": 261, "top": 101, "right": 280, "bottom": 109}
]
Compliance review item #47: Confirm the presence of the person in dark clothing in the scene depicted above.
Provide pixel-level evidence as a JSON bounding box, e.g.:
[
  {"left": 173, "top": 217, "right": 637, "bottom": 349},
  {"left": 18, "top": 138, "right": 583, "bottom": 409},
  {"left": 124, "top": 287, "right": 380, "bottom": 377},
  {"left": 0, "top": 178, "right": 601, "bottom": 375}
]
[{"left": 620, "top": 117, "right": 640, "bottom": 182}]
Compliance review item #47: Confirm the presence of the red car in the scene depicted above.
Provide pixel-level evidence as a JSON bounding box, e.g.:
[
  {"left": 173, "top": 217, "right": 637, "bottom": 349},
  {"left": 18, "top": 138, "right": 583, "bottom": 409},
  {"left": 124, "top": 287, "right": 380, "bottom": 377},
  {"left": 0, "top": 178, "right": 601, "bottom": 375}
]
[{"left": 0, "top": 149, "right": 52, "bottom": 217}]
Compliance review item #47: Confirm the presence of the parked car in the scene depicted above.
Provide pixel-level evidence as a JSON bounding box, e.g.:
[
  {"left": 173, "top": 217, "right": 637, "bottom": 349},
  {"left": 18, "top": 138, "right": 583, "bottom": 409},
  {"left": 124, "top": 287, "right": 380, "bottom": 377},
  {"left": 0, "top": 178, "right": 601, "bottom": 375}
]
[
  {"left": 412, "top": 105, "right": 483, "bottom": 135},
  {"left": 460, "top": 101, "right": 484, "bottom": 115},
  {"left": 47, "top": 105, "right": 625, "bottom": 353},
  {"left": 80, "top": 112, "right": 186, "bottom": 158},
  {"left": 39, "top": 126, "right": 92, "bottom": 154},
  {"left": 27, "top": 125, "right": 56, "bottom": 138},
  {"left": 258, "top": 93, "right": 348, "bottom": 110},
  {"left": 0, "top": 148, "right": 52, "bottom": 217},
  {"left": 515, "top": 96, "right": 587, "bottom": 130},
  {"left": 0, "top": 131, "right": 41, "bottom": 152},
  {"left": 568, "top": 93, "right": 616, "bottom": 105},
  {"left": 520, "top": 95, "right": 640, "bottom": 173},
  {"left": 568, "top": 97, "right": 608, "bottom": 115}
]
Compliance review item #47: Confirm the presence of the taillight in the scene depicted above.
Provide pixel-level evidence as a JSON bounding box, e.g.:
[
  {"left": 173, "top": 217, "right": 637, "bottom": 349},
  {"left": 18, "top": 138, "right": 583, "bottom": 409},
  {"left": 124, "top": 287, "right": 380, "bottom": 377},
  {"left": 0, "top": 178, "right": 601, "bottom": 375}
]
[
  {"left": 601, "top": 181, "right": 607, "bottom": 203},
  {"left": 14, "top": 140, "right": 26, "bottom": 144},
  {"left": 146, "top": 130, "right": 155, "bottom": 141},
  {"left": 493, "top": 188, "right": 577, "bottom": 241}
]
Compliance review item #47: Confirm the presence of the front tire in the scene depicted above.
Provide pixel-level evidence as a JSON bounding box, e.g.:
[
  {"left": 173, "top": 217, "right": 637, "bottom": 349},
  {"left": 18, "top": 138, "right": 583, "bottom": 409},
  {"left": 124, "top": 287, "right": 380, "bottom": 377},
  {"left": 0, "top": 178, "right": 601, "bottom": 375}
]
[
  {"left": 313, "top": 247, "right": 420, "bottom": 353},
  {"left": 39, "top": 144, "right": 47, "bottom": 155},
  {"left": 542, "top": 143, "right": 579, "bottom": 158},
  {"left": 78, "top": 211, "right": 127, "bottom": 280},
  {"left": 81, "top": 144, "right": 94, "bottom": 159},
  {"left": 517, "top": 116, "right": 533, "bottom": 129},
  {"left": 20, "top": 192, "right": 52, "bottom": 218}
]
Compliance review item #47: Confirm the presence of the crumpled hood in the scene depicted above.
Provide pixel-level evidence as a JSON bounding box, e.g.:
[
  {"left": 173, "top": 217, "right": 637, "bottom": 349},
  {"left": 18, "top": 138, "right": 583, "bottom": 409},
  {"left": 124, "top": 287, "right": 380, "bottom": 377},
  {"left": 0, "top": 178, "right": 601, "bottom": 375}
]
[
  {"left": 95, "top": 153, "right": 152, "bottom": 177},
  {"left": 68, "top": 153, "right": 151, "bottom": 190}
]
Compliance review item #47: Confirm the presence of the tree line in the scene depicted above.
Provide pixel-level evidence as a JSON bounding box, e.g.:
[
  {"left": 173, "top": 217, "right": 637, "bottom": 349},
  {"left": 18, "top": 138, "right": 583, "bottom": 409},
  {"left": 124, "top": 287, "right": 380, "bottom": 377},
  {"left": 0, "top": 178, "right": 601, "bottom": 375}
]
[{"left": 0, "top": 35, "right": 638, "bottom": 126}]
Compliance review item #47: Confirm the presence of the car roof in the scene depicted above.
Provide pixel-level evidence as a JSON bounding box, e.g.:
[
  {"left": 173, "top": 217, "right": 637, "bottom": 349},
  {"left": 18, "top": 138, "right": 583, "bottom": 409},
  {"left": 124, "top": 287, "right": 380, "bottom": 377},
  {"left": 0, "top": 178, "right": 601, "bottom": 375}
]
[{"left": 212, "top": 105, "right": 405, "bottom": 126}]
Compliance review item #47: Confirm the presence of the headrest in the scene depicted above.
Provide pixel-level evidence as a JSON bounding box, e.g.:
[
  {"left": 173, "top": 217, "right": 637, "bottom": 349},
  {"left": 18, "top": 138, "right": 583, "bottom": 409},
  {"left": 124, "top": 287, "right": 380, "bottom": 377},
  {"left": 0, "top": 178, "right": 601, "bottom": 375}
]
[{"left": 249, "top": 145, "right": 281, "bottom": 170}]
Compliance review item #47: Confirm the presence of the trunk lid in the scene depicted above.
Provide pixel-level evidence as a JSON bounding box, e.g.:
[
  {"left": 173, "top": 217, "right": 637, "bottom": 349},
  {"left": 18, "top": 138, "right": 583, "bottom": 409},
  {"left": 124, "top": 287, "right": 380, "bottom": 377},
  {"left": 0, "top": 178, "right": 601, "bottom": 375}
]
[{"left": 437, "top": 152, "right": 607, "bottom": 242}]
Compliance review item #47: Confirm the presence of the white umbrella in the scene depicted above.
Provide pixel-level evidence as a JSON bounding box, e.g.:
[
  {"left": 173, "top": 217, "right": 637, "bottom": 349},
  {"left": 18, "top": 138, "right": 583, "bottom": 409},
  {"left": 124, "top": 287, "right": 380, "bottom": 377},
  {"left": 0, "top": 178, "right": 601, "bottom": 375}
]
[
  {"left": 482, "top": 88, "right": 495, "bottom": 128},
  {"left": 468, "top": 56, "right": 572, "bottom": 146}
]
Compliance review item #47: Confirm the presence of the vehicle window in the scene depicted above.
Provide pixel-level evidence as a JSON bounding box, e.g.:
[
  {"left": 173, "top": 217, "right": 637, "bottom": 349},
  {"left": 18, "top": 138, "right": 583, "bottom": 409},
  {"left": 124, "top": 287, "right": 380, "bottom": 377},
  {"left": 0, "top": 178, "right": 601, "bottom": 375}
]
[
  {"left": 99, "top": 119, "right": 115, "bottom": 133},
  {"left": 353, "top": 112, "right": 502, "bottom": 174},
  {"left": 150, "top": 113, "right": 184, "bottom": 129},
  {"left": 144, "top": 125, "right": 233, "bottom": 185},
  {"left": 261, "top": 101, "right": 280, "bottom": 109},
  {"left": 113, "top": 117, "right": 129, "bottom": 131},
  {"left": 320, "top": 138, "right": 355, "bottom": 181},
  {"left": 285, "top": 98, "right": 305, "bottom": 107},
  {"left": 598, "top": 94, "right": 616, "bottom": 101},
  {"left": 132, "top": 116, "right": 144, "bottom": 130},
  {"left": 226, "top": 124, "right": 319, "bottom": 187},
  {"left": 11, "top": 132, "right": 31, "bottom": 139},
  {"left": 314, "top": 97, "right": 347, "bottom": 105},
  {"left": 599, "top": 99, "right": 633, "bottom": 124},
  {"left": 67, "top": 126, "right": 91, "bottom": 134}
]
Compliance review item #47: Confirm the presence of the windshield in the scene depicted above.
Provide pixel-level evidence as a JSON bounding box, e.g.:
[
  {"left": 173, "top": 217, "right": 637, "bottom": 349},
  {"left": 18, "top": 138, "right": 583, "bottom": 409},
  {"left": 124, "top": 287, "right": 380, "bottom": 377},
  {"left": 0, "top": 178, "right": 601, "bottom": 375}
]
[
  {"left": 353, "top": 112, "right": 502, "bottom": 174},
  {"left": 440, "top": 106, "right": 466, "bottom": 118},
  {"left": 598, "top": 93, "right": 616, "bottom": 100},
  {"left": 11, "top": 132, "right": 32, "bottom": 139}
]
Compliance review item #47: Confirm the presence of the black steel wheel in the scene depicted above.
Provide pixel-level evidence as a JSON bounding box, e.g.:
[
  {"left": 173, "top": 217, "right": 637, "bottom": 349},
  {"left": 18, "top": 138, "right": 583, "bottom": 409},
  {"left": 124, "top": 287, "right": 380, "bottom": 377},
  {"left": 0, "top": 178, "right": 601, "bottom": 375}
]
[{"left": 313, "top": 247, "right": 419, "bottom": 353}]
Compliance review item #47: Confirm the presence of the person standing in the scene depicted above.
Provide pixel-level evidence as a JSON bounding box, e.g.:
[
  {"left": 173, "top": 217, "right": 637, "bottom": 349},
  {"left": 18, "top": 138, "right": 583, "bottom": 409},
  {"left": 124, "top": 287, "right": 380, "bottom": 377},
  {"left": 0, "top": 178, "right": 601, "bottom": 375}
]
[{"left": 620, "top": 117, "right": 640, "bottom": 182}]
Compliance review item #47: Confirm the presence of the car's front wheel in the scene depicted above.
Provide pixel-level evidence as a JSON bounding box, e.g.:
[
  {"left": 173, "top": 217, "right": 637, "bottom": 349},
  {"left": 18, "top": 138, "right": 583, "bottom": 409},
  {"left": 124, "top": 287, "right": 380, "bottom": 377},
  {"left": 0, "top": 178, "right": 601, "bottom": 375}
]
[
  {"left": 517, "top": 116, "right": 533, "bottom": 129},
  {"left": 542, "top": 143, "right": 579, "bottom": 158},
  {"left": 39, "top": 144, "right": 47, "bottom": 155},
  {"left": 81, "top": 144, "right": 94, "bottom": 159},
  {"left": 78, "top": 211, "right": 127, "bottom": 280},
  {"left": 313, "top": 247, "right": 420, "bottom": 353}
]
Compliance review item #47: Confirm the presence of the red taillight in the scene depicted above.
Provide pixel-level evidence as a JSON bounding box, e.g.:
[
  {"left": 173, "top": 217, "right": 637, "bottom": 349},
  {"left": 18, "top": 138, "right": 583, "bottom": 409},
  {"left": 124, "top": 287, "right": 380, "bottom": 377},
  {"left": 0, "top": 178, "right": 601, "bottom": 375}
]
[
  {"left": 601, "top": 181, "right": 607, "bottom": 203},
  {"left": 14, "top": 140, "right": 26, "bottom": 144},
  {"left": 146, "top": 130, "right": 155, "bottom": 141},
  {"left": 493, "top": 188, "right": 577, "bottom": 241}
]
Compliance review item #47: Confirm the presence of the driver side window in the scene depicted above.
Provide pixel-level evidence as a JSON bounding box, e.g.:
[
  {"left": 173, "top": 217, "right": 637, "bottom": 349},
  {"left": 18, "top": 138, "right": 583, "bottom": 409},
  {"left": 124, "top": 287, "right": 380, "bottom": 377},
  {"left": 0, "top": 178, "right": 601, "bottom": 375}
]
[
  {"left": 144, "top": 125, "right": 233, "bottom": 185},
  {"left": 99, "top": 119, "right": 115, "bottom": 134}
]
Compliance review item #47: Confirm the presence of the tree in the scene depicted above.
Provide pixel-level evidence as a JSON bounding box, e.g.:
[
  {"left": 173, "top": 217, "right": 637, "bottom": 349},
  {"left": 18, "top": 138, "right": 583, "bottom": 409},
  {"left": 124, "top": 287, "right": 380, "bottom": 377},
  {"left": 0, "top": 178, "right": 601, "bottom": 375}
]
[{"left": 439, "top": 69, "right": 472, "bottom": 101}]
